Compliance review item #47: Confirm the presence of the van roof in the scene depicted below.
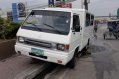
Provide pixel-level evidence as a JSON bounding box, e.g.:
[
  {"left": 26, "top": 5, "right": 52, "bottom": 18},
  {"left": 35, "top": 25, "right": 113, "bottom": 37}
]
[
  {"left": 33, "top": 8, "right": 86, "bottom": 12},
  {"left": 32, "top": 8, "right": 94, "bottom": 15}
]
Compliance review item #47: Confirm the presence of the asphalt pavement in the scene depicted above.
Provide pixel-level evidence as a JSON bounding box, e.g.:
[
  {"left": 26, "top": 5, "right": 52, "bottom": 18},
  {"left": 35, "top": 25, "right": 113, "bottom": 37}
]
[
  {"left": 44, "top": 24, "right": 119, "bottom": 79},
  {"left": 0, "top": 24, "right": 119, "bottom": 79},
  {"left": 0, "top": 55, "right": 46, "bottom": 79}
]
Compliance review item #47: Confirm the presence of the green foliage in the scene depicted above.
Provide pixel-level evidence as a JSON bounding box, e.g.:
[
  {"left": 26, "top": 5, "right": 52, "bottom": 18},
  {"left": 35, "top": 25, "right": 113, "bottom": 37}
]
[
  {"left": 0, "top": 17, "right": 4, "bottom": 25},
  {"left": 4, "top": 22, "right": 21, "bottom": 39},
  {"left": 0, "top": 18, "right": 21, "bottom": 39}
]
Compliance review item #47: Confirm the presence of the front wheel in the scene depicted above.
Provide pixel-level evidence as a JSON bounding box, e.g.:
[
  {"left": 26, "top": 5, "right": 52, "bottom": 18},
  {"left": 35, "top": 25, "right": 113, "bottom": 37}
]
[
  {"left": 84, "top": 40, "right": 91, "bottom": 55},
  {"left": 67, "top": 54, "right": 76, "bottom": 69},
  {"left": 67, "top": 49, "right": 78, "bottom": 69},
  {"left": 31, "top": 58, "right": 41, "bottom": 63}
]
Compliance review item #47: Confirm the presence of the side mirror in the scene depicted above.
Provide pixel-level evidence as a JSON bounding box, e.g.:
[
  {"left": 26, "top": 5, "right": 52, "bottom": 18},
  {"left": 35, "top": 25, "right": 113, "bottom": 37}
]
[{"left": 74, "top": 25, "right": 80, "bottom": 32}]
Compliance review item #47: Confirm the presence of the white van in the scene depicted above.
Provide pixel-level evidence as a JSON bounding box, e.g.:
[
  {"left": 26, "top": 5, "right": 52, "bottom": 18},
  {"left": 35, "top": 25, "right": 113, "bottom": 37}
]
[{"left": 15, "top": 8, "right": 94, "bottom": 68}]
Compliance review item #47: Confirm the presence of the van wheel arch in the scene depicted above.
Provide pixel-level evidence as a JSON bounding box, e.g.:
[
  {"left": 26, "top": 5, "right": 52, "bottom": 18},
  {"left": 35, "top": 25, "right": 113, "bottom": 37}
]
[
  {"left": 88, "top": 39, "right": 90, "bottom": 45},
  {"left": 85, "top": 38, "right": 91, "bottom": 54}
]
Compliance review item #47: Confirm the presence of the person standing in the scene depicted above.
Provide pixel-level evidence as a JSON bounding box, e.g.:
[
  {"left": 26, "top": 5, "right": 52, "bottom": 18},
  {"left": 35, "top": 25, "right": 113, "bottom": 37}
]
[{"left": 94, "top": 21, "right": 98, "bottom": 33}]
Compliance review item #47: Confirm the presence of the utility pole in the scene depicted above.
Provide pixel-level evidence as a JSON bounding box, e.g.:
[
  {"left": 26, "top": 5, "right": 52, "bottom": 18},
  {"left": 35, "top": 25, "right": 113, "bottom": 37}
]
[
  {"left": 81, "top": 0, "right": 83, "bottom": 9},
  {"left": 84, "top": 0, "right": 88, "bottom": 10},
  {"left": 81, "top": 0, "right": 90, "bottom": 10}
]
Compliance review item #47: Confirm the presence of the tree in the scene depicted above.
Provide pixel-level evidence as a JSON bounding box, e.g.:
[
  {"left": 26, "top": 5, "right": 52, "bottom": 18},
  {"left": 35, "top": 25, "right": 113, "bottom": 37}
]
[
  {"left": 0, "top": 17, "right": 21, "bottom": 39},
  {"left": 0, "top": 17, "right": 6, "bottom": 40},
  {"left": 117, "top": 8, "right": 119, "bottom": 19}
]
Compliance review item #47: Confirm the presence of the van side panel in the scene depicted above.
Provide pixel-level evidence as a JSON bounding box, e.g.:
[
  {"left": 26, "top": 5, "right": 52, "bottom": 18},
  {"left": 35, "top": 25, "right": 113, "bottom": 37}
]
[{"left": 69, "top": 11, "right": 84, "bottom": 58}]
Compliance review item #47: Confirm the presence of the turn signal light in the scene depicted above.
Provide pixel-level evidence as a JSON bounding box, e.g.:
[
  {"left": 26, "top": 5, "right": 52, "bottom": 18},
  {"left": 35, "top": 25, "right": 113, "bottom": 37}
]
[
  {"left": 57, "top": 44, "right": 70, "bottom": 51},
  {"left": 57, "top": 60, "right": 62, "bottom": 64},
  {"left": 64, "top": 45, "right": 69, "bottom": 50}
]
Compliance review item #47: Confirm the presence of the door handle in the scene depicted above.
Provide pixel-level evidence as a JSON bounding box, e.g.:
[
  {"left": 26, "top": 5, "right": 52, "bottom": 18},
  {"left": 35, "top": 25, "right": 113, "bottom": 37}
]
[{"left": 80, "top": 27, "right": 82, "bottom": 30}]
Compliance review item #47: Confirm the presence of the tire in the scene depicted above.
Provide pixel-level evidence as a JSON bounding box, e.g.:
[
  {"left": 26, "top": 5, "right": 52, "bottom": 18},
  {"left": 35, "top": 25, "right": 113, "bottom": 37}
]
[
  {"left": 86, "top": 40, "right": 91, "bottom": 55},
  {"left": 31, "top": 58, "right": 40, "bottom": 63},
  {"left": 67, "top": 48, "right": 78, "bottom": 69},
  {"left": 115, "top": 36, "right": 118, "bottom": 39},
  {"left": 117, "top": 33, "right": 119, "bottom": 39},
  {"left": 114, "top": 32, "right": 119, "bottom": 39},
  {"left": 103, "top": 34, "right": 106, "bottom": 39},
  {"left": 86, "top": 40, "right": 90, "bottom": 49},
  {"left": 82, "top": 41, "right": 90, "bottom": 55}
]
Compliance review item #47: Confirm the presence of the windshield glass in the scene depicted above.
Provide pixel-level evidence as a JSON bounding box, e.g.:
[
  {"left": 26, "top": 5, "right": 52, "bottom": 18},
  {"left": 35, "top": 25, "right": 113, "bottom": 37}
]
[{"left": 21, "top": 10, "right": 71, "bottom": 35}]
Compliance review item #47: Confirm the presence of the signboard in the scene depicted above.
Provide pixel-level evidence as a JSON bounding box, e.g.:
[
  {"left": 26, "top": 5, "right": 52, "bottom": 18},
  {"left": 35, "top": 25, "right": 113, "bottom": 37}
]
[
  {"left": 48, "top": 0, "right": 73, "bottom": 8},
  {"left": 55, "top": 0, "right": 65, "bottom": 5},
  {"left": 55, "top": 0, "right": 65, "bottom": 7},
  {"left": 12, "top": 2, "right": 26, "bottom": 22},
  {"left": 18, "top": 3, "right": 26, "bottom": 17},
  {"left": 48, "top": 0, "right": 55, "bottom": 7},
  {"left": 61, "top": 3, "right": 72, "bottom": 8},
  {"left": 12, "top": 3, "right": 19, "bottom": 22}
]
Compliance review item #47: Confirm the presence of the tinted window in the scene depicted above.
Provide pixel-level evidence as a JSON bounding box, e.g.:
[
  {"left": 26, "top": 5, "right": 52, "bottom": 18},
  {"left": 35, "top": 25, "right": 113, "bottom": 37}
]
[
  {"left": 73, "top": 15, "right": 80, "bottom": 27},
  {"left": 73, "top": 15, "right": 80, "bottom": 32},
  {"left": 86, "top": 13, "right": 90, "bottom": 27},
  {"left": 91, "top": 15, "right": 94, "bottom": 25}
]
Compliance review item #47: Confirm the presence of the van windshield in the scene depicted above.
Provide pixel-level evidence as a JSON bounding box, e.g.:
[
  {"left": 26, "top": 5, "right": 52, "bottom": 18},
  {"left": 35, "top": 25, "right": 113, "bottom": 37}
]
[{"left": 21, "top": 10, "right": 71, "bottom": 35}]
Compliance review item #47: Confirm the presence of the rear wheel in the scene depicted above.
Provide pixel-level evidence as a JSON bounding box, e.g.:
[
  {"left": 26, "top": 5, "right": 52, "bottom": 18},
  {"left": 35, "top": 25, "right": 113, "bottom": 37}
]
[
  {"left": 86, "top": 40, "right": 90, "bottom": 50},
  {"left": 82, "top": 39, "right": 91, "bottom": 55},
  {"left": 117, "top": 33, "right": 119, "bottom": 39},
  {"left": 103, "top": 34, "right": 106, "bottom": 39}
]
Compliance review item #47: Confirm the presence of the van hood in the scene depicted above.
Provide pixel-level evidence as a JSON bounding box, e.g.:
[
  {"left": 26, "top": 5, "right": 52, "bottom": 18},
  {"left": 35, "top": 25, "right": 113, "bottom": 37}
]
[{"left": 17, "top": 28, "right": 70, "bottom": 44}]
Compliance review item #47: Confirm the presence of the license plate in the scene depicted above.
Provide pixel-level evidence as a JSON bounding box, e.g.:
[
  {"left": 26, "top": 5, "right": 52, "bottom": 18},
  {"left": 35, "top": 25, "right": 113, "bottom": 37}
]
[{"left": 31, "top": 48, "right": 44, "bottom": 56}]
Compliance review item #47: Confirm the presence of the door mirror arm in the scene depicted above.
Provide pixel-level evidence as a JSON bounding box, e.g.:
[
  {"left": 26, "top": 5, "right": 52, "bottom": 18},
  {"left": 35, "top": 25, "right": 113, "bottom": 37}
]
[
  {"left": 75, "top": 25, "right": 80, "bottom": 32},
  {"left": 71, "top": 28, "right": 76, "bottom": 34},
  {"left": 80, "top": 27, "right": 82, "bottom": 30}
]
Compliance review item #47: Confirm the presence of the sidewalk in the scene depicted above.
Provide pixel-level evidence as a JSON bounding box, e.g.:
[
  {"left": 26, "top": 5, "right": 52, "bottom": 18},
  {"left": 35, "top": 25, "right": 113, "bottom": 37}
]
[{"left": 0, "top": 39, "right": 16, "bottom": 60}]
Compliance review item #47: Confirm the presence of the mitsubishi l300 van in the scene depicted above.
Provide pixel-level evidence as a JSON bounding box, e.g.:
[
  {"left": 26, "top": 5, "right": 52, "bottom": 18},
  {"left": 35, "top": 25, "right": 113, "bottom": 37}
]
[{"left": 15, "top": 8, "right": 94, "bottom": 68}]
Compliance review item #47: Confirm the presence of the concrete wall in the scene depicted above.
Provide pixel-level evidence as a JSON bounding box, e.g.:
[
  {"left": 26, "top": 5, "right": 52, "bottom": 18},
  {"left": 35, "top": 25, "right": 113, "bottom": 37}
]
[{"left": 0, "top": 39, "right": 16, "bottom": 60}]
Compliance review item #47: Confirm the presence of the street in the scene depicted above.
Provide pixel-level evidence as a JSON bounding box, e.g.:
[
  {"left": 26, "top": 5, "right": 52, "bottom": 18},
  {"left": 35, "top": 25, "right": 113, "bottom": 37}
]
[
  {"left": 44, "top": 24, "right": 119, "bottom": 79},
  {"left": 0, "top": 24, "right": 119, "bottom": 79},
  {"left": 0, "top": 0, "right": 119, "bottom": 79}
]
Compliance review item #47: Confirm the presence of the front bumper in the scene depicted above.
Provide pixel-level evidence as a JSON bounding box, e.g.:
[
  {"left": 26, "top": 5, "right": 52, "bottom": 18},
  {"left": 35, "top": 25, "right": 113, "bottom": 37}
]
[{"left": 15, "top": 43, "right": 71, "bottom": 65}]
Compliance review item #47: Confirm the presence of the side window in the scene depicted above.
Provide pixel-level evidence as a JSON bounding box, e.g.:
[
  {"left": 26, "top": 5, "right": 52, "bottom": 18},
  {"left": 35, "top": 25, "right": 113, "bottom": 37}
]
[
  {"left": 86, "top": 13, "right": 90, "bottom": 27},
  {"left": 91, "top": 15, "right": 94, "bottom": 26},
  {"left": 73, "top": 15, "right": 80, "bottom": 32}
]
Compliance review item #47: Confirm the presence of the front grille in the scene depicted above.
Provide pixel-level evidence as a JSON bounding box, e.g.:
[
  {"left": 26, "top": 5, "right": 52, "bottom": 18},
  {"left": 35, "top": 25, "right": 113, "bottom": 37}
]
[{"left": 24, "top": 39, "right": 52, "bottom": 48}]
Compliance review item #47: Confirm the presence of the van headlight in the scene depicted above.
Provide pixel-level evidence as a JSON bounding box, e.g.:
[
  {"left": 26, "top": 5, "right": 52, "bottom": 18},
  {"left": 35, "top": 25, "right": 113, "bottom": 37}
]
[
  {"left": 57, "top": 44, "right": 69, "bottom": 51},
  {"left": 18, "top": 37, "right": 25, "bottom": 43}
]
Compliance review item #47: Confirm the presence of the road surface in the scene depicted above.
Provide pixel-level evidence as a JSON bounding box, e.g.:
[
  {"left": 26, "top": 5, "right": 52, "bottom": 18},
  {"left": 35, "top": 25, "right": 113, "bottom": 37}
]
[
  {"left": 0, "top": 24, "right": 119, "bottom": 79},
  {"left": 44, "top": 24, "right": 119, "bottom": 79},
  {"left": 0, "top": 55, "right": 46, "bottom": 79}
]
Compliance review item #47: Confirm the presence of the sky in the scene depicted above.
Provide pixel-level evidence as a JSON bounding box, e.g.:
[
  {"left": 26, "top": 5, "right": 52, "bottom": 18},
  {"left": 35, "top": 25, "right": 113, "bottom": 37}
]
[{"left": 0, "top": 0, "right": 119, "bottom": 16}]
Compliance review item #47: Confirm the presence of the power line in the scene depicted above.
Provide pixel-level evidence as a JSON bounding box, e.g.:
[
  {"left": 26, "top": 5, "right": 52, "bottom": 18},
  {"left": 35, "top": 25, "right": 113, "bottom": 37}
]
[
  {"left": 1, "top": 0, "right": 77, "bottom": 17},
  {"left": 28, "top": 0, "right": 76, "bottom": 10}
]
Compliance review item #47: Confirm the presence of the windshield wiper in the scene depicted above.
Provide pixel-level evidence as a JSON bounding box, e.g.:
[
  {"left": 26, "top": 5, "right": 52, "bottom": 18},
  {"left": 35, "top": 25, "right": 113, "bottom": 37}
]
[
  {"left": 26, "top": 22, "right": 41, "bottom": 31},
  {"left": 43, "top": 23, "right": 62, "bottom": 34}
]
